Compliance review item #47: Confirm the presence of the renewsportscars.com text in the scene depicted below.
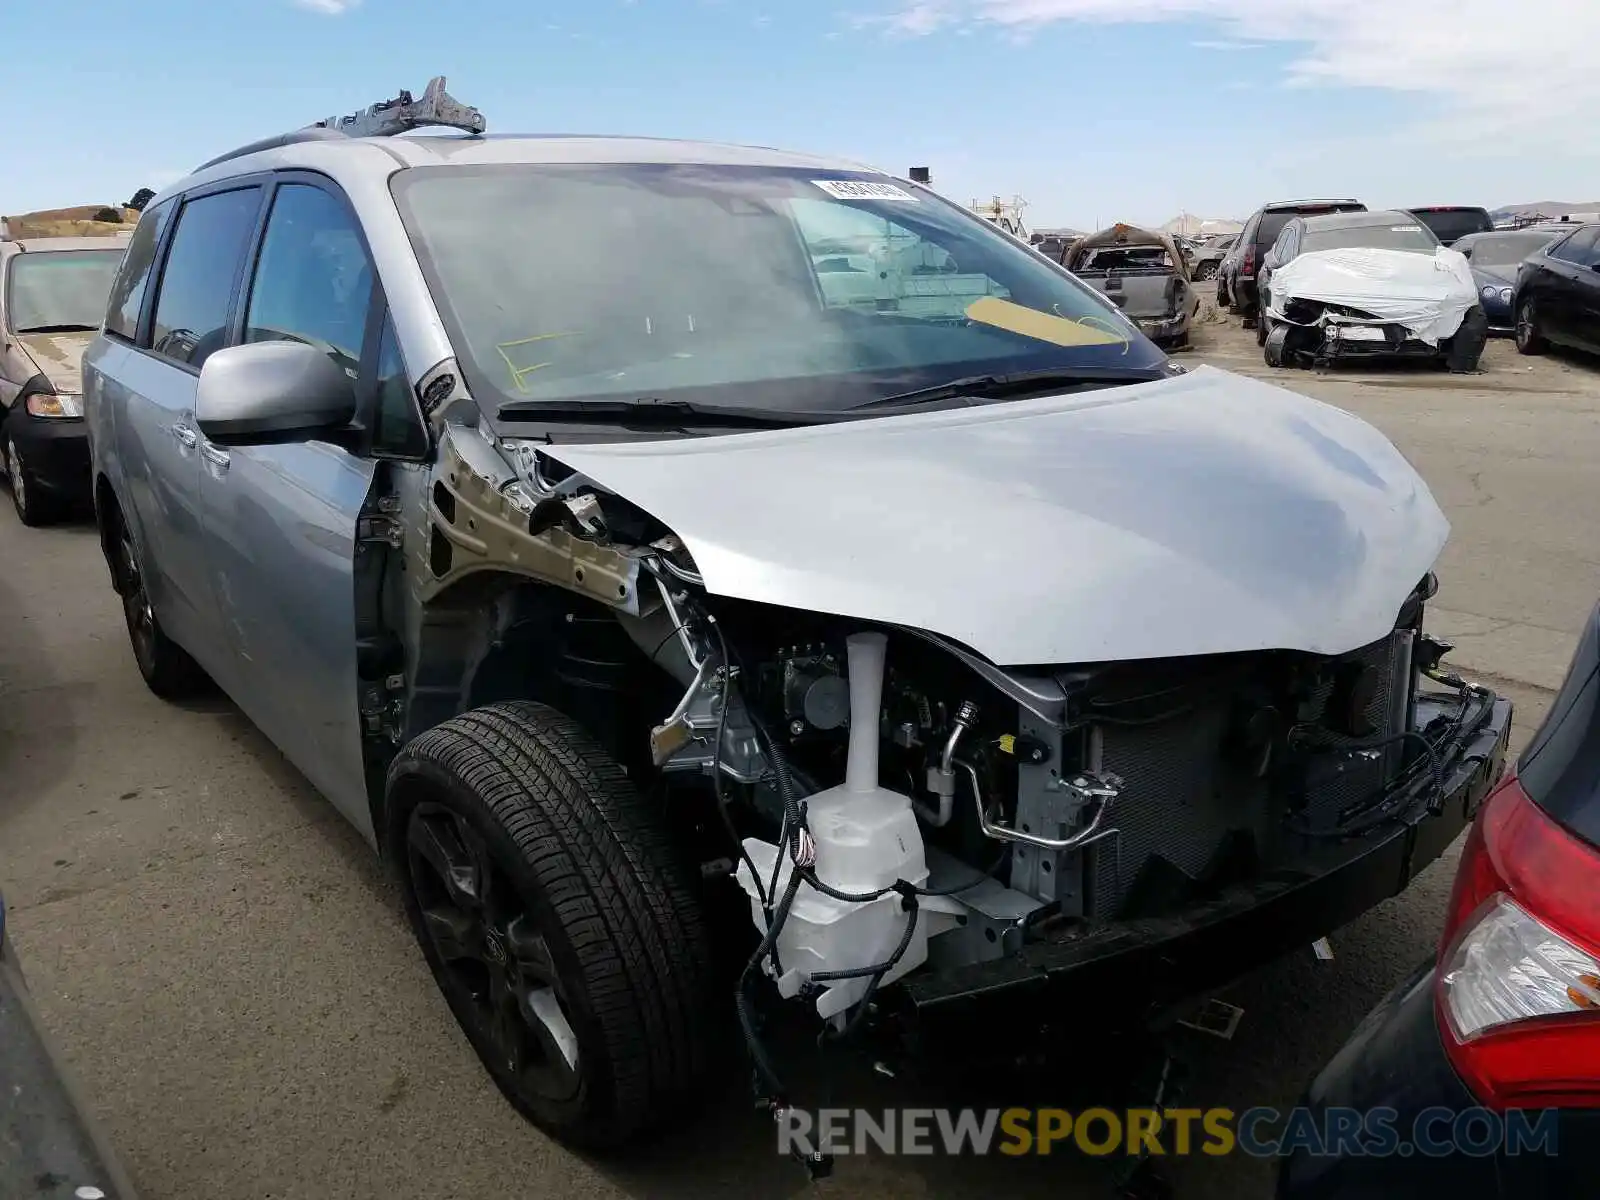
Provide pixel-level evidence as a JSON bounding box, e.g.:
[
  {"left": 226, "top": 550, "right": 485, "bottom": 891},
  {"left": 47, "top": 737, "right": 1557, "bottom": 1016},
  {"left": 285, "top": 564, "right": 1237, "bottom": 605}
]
[{"left": 776, "top": 1106, "right": 1560, "bottom": 1159}]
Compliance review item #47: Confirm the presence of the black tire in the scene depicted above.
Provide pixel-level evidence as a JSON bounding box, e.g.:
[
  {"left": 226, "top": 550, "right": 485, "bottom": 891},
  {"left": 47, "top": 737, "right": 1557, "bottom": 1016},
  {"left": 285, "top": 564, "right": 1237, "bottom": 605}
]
[
  {"left": 1264, "top": 323, "right": 1292, "bottom": 368},
  {"left": 4, "top": 436, "right": 63, "bottom": 527},
  {"left": 1514, "top": 297, "right": 1545, "bottom": 355},
  {"left": 387, "top": 701, "right": 713, "bottom": 1150},
  {"left": 1195, "top": 261, "right": 1217, "bottom": 281},
  {"left": 1255, "top": 306, "right": 1270, "bottom": 346},
  {"left": 109, "top": 508, "right": 210, "bottom": 698}
]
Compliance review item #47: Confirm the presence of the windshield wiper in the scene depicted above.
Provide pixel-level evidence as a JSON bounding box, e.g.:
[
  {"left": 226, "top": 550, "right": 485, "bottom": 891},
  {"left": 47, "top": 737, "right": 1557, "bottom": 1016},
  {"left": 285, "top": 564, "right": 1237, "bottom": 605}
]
[
  {"left": 496, "top": 397, "right": 838, "bottom": 427},
  {"left": 15, "top": 322, "right": 99, "bottom": 335},
  {"left": 855, "top": 365, "right": 1168, "bottom": 411}
]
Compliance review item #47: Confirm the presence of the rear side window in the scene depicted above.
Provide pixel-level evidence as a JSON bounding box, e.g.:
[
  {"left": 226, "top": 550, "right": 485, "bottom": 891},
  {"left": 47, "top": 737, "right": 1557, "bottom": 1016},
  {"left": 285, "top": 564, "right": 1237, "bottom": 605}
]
[
  {"left": 104, "top": 200, "right": 174, "bottom": 341},
  {"left": 244, "top": 183, "right": 375, "bottom": 373},
  {"left": 1257, "top": 213, "right": 1295, "bottom": 245},
  {"left": 151, "top": 187, "right": 263, "bottom": 369}
]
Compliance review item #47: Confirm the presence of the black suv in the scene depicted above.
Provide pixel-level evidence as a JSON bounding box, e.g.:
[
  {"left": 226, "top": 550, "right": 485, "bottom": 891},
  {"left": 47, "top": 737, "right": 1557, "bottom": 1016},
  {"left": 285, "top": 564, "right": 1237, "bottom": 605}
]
[
  {"left": 1220, "top": 199, "right": 1366, "bottom": 325},
  {"left": 1405, "top": 205, "right": 1494, "bottom": 247}
]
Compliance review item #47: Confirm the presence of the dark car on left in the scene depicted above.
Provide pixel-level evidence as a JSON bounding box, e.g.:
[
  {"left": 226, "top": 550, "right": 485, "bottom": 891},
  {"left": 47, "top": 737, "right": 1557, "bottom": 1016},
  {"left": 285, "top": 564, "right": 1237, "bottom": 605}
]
[
  {"left": 1511, "top": 222, "right": 1600, "bottom": 359},
  {"left": 0, "top": 211, "right": 133, "bottom": 525},
  {"left": 1278, "top": 599, "right": 1600, "bottom": 1199},
  {"left": 1, "top": 890, "right": 141, "bottom": 1199},
  {"left": 1454, "top": 227, "right": 1567, "bottom": 334}
]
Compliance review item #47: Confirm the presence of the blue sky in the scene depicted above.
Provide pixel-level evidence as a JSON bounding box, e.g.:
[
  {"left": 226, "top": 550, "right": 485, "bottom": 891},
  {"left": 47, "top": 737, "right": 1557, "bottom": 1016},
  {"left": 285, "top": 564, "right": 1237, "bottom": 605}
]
[{"left": 7, "top": 0, "right": 1593, "bottom": 230}]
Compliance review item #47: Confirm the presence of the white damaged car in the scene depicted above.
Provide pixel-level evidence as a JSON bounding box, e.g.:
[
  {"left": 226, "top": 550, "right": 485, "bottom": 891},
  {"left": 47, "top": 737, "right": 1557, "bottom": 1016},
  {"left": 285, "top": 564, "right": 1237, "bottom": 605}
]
[
  {"left": 1257, "top": 209, "right": 1490, "bottom": 372},
  {"left": 82, "top": 82, "right": 1512, "bottom": 1156}
]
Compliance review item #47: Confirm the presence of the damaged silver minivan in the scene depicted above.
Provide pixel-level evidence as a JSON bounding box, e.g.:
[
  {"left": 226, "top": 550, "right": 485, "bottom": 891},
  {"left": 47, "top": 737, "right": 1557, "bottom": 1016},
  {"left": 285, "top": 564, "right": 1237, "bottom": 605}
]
[{"left": 81, "top": 83, "right": 1511, "bottom": 1154}]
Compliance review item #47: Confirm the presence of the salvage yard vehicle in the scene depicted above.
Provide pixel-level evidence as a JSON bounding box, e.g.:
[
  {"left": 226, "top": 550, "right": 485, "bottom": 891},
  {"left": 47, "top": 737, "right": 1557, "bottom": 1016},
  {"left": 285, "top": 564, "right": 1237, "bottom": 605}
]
[
  {"left": 1512, "top": 222, "right": 1600, "bottom": 358},
  {"left": 1258, "top": 211, "right": 1488, "bottom": 372},
  {"left": 1064, "top": 223, "right": 1198, "bottom": 348},
  {"left": 82, "top": 79, "right": 1512, "bottom": 1158},
  {"left": 1, "top": 890, "right": 141, "bottom": 1199},
  {"left": 1191, "top": 232, "right": 1234, "bottom": 281},
  {"left": 1455, "top": 227, "right": 1566, "bottom": 334},
  {"left": 0, "top": 208, "right": 134, "bottom": 524},
  {"left": 1222, "top": 198, "right": 1366, "bottom": 326},
  {"left": 1404, "top": 205, "right": 1494, "bottom": 247},
  {"left": 1280, "top": 597, "right": 1600, "bottom": 1199}
]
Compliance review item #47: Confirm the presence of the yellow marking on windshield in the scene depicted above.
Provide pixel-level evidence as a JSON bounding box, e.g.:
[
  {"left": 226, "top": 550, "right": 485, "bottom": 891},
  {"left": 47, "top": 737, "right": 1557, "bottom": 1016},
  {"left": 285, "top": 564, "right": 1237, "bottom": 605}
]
[
  {"left": 964, "top": 297, "right": 1128, "bottom": 348},
  {"left": 495, "top": 331, "right": 577, "bottom": 393}
]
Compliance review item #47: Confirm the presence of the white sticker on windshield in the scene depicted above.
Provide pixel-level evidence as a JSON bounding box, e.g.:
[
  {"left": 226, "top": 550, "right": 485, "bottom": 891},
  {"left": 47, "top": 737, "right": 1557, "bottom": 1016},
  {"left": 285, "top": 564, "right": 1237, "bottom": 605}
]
[
  {"left": 812, "top": 179, "right": 919, "bottom": 202},
  {"left": 1390, "top": 225, "right": 1422, "bottom": 232}
]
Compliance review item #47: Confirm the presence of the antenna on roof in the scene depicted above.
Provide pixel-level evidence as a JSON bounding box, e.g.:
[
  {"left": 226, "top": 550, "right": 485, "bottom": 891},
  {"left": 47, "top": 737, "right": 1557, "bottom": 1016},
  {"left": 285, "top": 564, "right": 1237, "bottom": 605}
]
[{"left": 310, "top": 76, "right": 487, "bottom": 139}]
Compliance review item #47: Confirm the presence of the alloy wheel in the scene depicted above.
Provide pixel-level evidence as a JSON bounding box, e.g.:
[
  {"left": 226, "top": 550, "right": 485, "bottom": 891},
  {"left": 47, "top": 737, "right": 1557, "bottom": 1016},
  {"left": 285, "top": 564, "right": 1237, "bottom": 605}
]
[
  {"left": 7, "top": 439, "right": 26, "bottom": 518},
  {"left": 1515, "top": 301, "right": 1537, "bottom": 351},
  {"left": 406, "top": 802, "right": 582, "bottom": 1102}
]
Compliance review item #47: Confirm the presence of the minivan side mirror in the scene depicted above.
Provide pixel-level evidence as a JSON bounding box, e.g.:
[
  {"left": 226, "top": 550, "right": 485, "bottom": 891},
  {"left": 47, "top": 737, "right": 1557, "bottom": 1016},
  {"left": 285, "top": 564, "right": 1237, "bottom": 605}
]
[{"left": 196, "top": 341, "right": 357, "bottom": 446}]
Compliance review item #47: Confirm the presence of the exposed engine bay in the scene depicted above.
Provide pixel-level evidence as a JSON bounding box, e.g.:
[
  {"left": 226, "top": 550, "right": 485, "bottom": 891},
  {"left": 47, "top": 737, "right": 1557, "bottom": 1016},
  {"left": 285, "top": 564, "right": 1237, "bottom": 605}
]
[{"left": 401, "top": 412, "right": 1501, "bottom": 1125}]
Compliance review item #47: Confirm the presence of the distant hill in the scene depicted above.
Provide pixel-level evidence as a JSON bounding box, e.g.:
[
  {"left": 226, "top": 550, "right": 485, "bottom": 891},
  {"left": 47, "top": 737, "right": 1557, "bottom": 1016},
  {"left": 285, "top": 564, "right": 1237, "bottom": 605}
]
[{"left": 1491, "top": 201, "right": 1600, "bottom": 220}]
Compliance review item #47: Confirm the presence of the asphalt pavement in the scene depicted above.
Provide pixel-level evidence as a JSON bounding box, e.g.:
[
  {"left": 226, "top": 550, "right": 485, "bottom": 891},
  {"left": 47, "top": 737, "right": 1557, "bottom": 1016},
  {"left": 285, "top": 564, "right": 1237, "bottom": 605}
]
[{"left": 1, "top": 322, "right": 1593, "bottom": 1200}]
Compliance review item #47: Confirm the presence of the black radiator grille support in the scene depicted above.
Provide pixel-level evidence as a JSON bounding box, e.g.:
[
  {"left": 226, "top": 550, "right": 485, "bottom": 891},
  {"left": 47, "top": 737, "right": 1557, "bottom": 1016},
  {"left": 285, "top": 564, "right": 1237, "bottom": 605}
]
[{"left": 1084, "top": 631, "right": 1414, "bottom": 919}]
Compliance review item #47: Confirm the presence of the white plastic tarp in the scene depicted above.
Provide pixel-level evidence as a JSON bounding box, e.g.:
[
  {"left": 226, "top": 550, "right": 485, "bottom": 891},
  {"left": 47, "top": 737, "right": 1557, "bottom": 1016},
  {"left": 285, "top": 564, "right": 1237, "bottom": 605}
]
[{"left": 1268, "top": 246, "right": 1478, "bottom": 345}]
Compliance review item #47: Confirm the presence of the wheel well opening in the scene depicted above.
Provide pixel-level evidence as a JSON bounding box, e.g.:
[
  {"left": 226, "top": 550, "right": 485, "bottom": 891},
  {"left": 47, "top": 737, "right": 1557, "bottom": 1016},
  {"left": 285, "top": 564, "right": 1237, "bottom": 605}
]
[
  {"left": 379, "top": 575, "right": 677, "bottom": 853},
  {"left": 94, "top": 475, "right": 129, "bottom": 592}
]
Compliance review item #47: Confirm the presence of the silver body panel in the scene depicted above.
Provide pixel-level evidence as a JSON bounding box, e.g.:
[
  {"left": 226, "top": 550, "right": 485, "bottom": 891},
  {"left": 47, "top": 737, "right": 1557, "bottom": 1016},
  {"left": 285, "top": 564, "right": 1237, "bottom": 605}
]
[
  {"left": 538, "top": 365, "right": 1448, "bottom": 666},
  {"left": 200, "top": 440, "right": 376, "bottom": 829}
]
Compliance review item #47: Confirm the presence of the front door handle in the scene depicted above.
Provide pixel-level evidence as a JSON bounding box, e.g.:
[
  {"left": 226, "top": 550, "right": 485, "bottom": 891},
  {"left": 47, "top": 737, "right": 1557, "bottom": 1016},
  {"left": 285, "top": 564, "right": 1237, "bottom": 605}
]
[
  {"left": 199, "top": 442, "right": 231, "bottom": 472},
  {"left": 171, "top": 422, "right": 198, "bottom": 450}
]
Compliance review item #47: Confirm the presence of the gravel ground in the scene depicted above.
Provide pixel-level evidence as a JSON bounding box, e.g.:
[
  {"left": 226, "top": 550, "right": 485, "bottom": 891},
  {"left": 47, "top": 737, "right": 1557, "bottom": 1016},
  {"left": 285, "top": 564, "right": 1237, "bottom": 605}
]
[{"left": 2, "top": 314, "right": 1595, "bottom": 1199}]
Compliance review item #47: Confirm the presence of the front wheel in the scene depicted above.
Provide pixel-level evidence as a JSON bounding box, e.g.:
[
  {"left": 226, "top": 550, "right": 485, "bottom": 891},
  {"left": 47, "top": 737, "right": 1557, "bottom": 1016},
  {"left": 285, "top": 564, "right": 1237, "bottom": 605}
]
[
  {"left": 1264, "top": 323, "right": 1292, "bottom": 368},
  {"left": 387, "top": 701, "right": 714, "bottom": 1150},
  {"left": 4, "top": 437, "right": 61, "bottom": 527},
  {"left": 1195, "top": 261, "right": 1218, "bottom": 281},
  {"left": 1515, "top": 298, "right": 1546, "bottom": 355}
]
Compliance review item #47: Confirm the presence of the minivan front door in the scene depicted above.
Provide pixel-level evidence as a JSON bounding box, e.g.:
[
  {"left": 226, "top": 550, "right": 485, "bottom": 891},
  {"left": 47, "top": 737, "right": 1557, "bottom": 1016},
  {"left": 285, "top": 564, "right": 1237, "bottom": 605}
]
[{"left": 197, "top": 180, "right": 380, "bottom": 832}]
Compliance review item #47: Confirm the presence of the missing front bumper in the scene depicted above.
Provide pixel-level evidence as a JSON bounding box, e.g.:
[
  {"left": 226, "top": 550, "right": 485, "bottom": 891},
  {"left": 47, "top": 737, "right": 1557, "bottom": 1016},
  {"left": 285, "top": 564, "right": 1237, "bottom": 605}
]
[{"left": 897, "top": 696, "right": 1513, "bottom": 1045}]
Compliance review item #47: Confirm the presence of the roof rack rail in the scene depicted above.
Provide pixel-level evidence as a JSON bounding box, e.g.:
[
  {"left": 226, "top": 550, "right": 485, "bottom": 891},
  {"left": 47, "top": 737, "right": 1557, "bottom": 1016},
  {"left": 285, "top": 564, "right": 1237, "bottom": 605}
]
[{"left": 193, "top": 76, "right": 485, "bottom": 174}]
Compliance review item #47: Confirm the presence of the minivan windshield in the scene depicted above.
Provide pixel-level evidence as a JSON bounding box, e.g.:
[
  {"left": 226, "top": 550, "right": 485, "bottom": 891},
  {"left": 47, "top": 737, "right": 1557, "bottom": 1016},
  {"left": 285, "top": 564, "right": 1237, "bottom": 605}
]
[
  {"left": 392, "top": 164, "right": 1162, "bottom": 416},
  {"left": 6, "top": 248, "right": 124, "bottom": 333}
]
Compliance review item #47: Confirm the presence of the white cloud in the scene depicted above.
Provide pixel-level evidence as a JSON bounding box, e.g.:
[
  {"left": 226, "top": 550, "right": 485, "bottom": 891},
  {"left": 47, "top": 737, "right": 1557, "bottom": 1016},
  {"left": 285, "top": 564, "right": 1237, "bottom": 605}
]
[
  {"left": 293, "top": 0, "right": 359, "bottom": 13},
  {"left": 873, "top": 0, "right": 1599, "bottom": 143},
  {"left": 1190, "top": 38, "right": 1259, "bottom": 50}
]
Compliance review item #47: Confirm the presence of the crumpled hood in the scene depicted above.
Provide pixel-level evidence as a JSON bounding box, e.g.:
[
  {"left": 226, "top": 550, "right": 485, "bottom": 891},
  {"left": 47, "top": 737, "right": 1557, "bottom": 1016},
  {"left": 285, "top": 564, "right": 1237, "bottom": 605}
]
[
  {"left": 16, "top": 332, "right": 93, "bottom": 395},
  {"left": 539, "top": 366, "right": 1448, "bottom": 666},
  {"left": 1269, "top": 246, "right": 1478, "bottom": 345}
]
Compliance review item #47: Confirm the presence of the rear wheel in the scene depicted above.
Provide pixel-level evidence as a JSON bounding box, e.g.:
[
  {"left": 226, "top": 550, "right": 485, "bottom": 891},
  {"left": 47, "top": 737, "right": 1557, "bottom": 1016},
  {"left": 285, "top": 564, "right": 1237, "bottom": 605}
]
[
  {"left": 110, "top": 512, "right": 210, "bottom": 698},
  {"left": 1195, "top": 261, "right": 1218, "bottom": 281},
  {"left": 1515, "top": 298, "right": 1546, "bottom": 355},
  {"left": 387, "top": 701, "right": 713, "bottom": 1150}
]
